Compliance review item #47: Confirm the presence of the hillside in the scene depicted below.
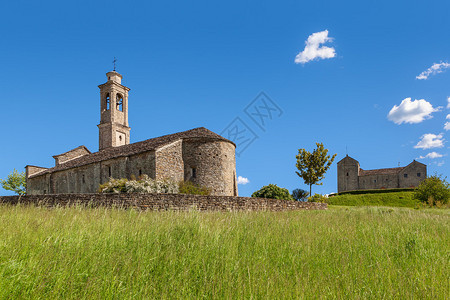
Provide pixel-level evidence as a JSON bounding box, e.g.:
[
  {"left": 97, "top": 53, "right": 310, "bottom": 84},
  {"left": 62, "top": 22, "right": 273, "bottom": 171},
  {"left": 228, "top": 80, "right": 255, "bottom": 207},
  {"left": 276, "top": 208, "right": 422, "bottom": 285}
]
[{"left": 327, "top": 191, "right": 419, "bottom": 208}]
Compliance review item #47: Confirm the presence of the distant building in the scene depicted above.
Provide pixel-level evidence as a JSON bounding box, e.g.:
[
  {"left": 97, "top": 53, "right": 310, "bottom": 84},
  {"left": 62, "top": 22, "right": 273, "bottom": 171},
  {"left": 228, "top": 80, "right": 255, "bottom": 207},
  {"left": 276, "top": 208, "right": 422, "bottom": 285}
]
[
  {"left": 26, "top": 71, "right": 238, "bottom": 196},
  {"left": 337, "top": 155, "right": 426, "bottom": 193}
]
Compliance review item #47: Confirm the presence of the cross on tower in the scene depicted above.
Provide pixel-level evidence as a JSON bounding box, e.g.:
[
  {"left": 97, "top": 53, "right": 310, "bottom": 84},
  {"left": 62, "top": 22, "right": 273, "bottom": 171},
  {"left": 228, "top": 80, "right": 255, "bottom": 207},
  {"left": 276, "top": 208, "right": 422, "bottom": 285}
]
[{"left": 113, "top": 57, "right": 117, "bottom": 71}]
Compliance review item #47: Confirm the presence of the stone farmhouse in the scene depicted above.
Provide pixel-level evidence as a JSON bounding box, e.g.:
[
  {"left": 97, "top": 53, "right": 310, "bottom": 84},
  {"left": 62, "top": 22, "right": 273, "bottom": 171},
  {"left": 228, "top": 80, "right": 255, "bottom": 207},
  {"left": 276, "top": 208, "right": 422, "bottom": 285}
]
[
  {"left": 337, "top": 155, "right": 426, "bottom": 193},
  {"left": 26, "top": 71, "right": 238, "bottom": 196}
]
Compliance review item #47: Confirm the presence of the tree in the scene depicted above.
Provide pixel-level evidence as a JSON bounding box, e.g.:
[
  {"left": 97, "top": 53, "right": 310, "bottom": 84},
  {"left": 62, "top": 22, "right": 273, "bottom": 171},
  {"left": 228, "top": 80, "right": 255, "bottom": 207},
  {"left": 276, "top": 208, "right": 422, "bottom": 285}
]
[
  {"left": 295, "top": 143, "right": 336, "bottom": 196},
  {"left": 0, "top": 169, "right": 26, "bottom": 195},
  {"left": 252, "top": 184, "right": 294, "bottom": 200},
  {"left": 414, "top": 174, "right": 450, "bottom": 205},
  {"left": 292, "top": 188, "right": 309, "bottom": 201}
]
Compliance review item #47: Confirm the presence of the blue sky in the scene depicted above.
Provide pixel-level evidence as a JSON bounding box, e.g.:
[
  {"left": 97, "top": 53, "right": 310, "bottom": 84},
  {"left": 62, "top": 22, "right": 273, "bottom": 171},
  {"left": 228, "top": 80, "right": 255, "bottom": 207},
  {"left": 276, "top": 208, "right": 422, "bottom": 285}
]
[{"left": 1, "top": 0, "right": 449, "bottom": 196}]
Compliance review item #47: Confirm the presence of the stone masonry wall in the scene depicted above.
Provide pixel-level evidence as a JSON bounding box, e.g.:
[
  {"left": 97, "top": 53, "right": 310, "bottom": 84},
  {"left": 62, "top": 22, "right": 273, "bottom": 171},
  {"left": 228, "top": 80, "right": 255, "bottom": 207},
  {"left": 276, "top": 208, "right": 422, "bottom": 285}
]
[
  {"left": 155, "top": 140, "right": 184, "bottom": 182},
  {"left": 182, "top": 139, "right": 237, "bottom": 196},
  {"left": 398, "top": 161, "right": 427, "bottom": 188},
  {"left": 0, "top": 194, "right": 327, "bottom": 211},
  {"left": 53, "top": 147, "right": 90, "bottom": 166}
]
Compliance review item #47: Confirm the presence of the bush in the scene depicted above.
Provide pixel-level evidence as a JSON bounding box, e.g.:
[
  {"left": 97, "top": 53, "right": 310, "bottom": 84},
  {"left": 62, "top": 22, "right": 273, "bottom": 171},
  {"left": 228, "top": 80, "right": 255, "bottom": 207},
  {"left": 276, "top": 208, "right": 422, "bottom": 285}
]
[
  {"left": 252, "top": 184, "right": 294, "bottom": 200},
  {"left": 178, "top": 181, "right": 211, "bottom": 195},
  {"left": 414, "top": 175, "right": 450, "bottom": 206},
  {"left": 99, "top": 178, "right": 128, "bottom": 193},
  {"left": 99, "top": 175, "right": 179, "bottom": 194},
  {"left": 292, "top": 189, "right": 309, "bottom": 201},
  {"left": 307, "top": 193, "right": 327, "bottom": 203}
]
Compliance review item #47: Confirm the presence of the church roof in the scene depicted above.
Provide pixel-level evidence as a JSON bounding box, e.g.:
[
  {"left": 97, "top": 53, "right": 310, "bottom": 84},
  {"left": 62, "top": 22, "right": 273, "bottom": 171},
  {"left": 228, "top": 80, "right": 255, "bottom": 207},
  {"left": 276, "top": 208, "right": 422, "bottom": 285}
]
[
  {"left": 358, "top": 160, "right": 425, "bottom": 176},
  {"left": 29, "top": 127, "right": 234, "bottom": 178},
  {"left": 359, "top": 167, "right": 404, "bottom": 176}
]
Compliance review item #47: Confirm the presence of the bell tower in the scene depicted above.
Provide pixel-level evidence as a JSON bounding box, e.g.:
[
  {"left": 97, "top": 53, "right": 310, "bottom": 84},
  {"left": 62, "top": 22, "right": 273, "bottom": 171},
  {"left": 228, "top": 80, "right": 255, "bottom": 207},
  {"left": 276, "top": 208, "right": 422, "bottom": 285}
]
[{"left": 97, "top": 71, "right": 131, "bottom": 150}]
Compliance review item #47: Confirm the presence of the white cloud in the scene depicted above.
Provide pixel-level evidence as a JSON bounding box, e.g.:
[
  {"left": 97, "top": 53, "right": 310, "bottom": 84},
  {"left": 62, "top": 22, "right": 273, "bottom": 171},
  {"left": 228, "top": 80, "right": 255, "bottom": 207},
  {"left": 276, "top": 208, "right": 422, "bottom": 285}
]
[
  {"left": 447, "top": 97, "right": 450, "bottom": 109},
  {"left": 416, "top": 62, "right": 450, "bottom": 80},
  {"left": 417, "top": 152, "right": 444, "bottom": 159},
  {"left": 387, "top": 98, "right": 440, "bottom": 124},
  {"left": 237, "top": 176, "right": 249, "bottom": 185},
  {"left": 295, "top": 30, "right": 336, "bottom": 64},
  {"left": 437, "top": 161, "right": 445, "bottom": 167},
  {"left": 444, "top": 123, "right": 450, "bottom": 130},
  {"left": 414, "top": 133, "right": 445, "bottom": 149},
  {"left": 444, "top": 114, "right": 450, "bottom": 131}
]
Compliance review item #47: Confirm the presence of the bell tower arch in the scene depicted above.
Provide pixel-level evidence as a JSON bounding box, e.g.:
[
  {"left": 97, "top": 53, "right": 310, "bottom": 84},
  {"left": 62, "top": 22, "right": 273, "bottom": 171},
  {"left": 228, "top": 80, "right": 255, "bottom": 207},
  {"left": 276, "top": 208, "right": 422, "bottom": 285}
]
[{"left": 97, "top": 71, "right": 131, "bottom": 150}]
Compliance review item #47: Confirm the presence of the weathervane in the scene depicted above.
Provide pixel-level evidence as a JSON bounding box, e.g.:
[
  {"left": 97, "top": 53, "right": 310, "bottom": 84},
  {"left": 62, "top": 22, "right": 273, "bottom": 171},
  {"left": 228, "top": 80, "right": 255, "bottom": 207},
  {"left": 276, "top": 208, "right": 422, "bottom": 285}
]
[{"left": 113, "top": 57, "right": 117, "bottom": 71}]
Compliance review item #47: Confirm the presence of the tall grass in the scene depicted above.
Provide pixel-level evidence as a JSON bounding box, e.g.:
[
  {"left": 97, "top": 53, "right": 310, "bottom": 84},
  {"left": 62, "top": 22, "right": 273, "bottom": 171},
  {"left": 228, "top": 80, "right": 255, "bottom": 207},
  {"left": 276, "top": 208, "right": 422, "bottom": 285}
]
[{"left": 0, "top": 205, "right": 448, "bottom": 299}]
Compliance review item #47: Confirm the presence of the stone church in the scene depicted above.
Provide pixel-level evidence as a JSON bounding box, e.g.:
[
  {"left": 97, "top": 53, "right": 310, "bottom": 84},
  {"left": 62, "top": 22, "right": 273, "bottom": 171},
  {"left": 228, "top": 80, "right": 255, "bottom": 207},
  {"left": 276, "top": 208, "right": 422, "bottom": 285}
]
[
  {"left": 26, "top": 71, "right": 238, "bottom": 196},
  {"left": 337, "top": 155, "right": 426, "bottom": 193}
]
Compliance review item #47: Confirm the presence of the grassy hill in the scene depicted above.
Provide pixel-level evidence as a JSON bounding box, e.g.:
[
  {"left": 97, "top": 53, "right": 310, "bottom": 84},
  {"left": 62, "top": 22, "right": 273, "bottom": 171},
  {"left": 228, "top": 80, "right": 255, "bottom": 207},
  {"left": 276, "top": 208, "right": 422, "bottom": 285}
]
[
  {"left": 326, "top": 191, "right": 420, "bottom": 208},
  {"left": 0, "top": 204, "right": 448, "bottom": 298}
]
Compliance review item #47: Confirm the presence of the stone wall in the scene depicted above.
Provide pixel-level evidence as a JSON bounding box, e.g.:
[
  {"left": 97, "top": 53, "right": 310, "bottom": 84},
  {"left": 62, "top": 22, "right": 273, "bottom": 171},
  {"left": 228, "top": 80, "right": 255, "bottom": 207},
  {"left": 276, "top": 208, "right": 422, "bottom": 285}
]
[
  {"left": 27, "top": 138, "right": 238, "bottom": 197},
  {"left": 155, "top": 140, "right": 184, "bottom": 182},
  {"left": 337, "top": 156, "right": 360, "bottom": 192},
  {"left": 53, "top": 146, "right": 90, "bottom": 166},
  {"left": 182, "top": 139, "right": 237, "bottom": 196},
  {"left": 399, "top": 161, "right": 427, "bottom": 188},
  {"left": 358, "top": 174, "right": 399, "bottom": 190},
  {"left": 0, "top": 194, "right": 327, "bottom": 211}
]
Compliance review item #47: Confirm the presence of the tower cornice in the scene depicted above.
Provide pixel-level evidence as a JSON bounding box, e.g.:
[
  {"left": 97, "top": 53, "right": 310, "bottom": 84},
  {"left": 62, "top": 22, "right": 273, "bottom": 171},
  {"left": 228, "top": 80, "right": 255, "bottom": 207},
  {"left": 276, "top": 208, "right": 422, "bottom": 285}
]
[{"left": 98, "top": 81, "right": 131, "bottom": 91}]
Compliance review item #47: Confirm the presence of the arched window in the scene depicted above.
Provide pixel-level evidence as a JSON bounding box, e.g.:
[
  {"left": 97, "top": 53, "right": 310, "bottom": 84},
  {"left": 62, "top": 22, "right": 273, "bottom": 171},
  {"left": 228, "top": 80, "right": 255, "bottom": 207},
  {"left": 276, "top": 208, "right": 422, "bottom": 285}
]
[
  {"left": 116, "top": 94, "right": 123, "bottom": 111},
  {"left": 105, "top": 93, "right": 110, "bottom": 110}
]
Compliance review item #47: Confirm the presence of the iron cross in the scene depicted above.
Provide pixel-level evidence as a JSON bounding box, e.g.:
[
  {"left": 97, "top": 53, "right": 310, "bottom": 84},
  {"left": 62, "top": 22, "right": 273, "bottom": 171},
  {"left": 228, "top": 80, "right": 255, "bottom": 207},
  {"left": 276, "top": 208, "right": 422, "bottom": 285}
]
[{"left": 113, "top": 57, "right": 117, "bottom": 71}]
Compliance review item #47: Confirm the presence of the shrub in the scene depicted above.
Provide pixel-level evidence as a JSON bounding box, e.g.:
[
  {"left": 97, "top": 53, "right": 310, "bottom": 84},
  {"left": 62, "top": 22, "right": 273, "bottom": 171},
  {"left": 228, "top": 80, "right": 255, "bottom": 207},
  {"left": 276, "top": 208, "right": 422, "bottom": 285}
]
[
  {"left": 307, "top": 194, "right": 327, "bottom": 203},
  {"left": 414, "top": 175, "right": 450, "bottom": 206},
  {"left": 292, "top": 188, "right": 309, "bottom": 201},
  {"left": 99, "top": 175, "right": 179, "bottom": 194},
  {"left": 252, "top": 184, "right": 294, "bottom": 200},
  {"left": 126, "top": 175, "right": 179, "bottom": 194},
  {"left": 178, "top": 181, "right": 211, "bottom": 195},
  {"left": 99, "top": 178, "right": 128, "bottom": 193}
]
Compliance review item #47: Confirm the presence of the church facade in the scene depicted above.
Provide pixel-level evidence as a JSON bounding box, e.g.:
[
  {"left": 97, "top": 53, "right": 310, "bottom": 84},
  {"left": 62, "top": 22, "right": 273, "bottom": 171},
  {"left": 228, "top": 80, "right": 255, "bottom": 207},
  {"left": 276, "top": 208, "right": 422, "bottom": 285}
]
[
  {"left": 337, "top": 155, "right": 426, "bottom": 193},
  {"left": 26, "top": 71, "right": 238, "bottom": 196}
]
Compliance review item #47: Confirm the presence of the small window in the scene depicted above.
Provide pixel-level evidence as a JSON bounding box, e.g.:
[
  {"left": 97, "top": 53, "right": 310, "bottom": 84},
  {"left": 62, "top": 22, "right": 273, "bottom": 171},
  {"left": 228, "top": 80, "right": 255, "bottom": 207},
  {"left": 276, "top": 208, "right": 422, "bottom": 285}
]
[
  {"left": 404, "top": 174, "right": 408, "bottom": 178},
  {"left": 192, "top": 167, "right": 197, "bottom": 178},
  {"left": 43, "top": 190, "right": 47, "bottom": 194},
  {"left": 106, "top": 93, "right": 110, "bottom": 110},
  {"left": 417, "top": 173, "right": 421, "bottom": 177},
  {"left": 119, "top": 135, "right": 122, "bottom": 142},
  {"left": 82, "top": 175, "right": 85, "bottom": 184},
  {"left": 374, "top": 180, "right": 377, "bottom": 183},
  {"left": 139, "top": 169, "right": 142, "bottom": 176},
  {"left": 108, "top": 166, "right": 112, "bottom": 177},
  {"left": 346, "top": 172, "right": 349, "bottom": 176},
  {"left": 108, "top": 77, "right": 111, "bottom": 81}
]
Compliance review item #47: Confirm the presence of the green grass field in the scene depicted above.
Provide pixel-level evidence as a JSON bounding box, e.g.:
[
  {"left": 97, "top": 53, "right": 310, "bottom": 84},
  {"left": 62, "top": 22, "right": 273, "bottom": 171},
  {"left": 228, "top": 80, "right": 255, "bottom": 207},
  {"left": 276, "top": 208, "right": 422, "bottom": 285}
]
[
  {"left": 327, "top": 191, "right": 420, "bottom": 208},
  {"left": 0, "top": 204, "right": 448, "bottom": 299}
]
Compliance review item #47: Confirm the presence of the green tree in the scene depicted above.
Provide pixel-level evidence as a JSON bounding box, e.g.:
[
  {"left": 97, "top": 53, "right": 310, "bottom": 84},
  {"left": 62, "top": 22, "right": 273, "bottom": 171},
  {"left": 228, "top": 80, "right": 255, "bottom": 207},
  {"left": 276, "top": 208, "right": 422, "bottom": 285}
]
[
  {"left": 292, "top": 188, "right": 309, "bottom": 201},
  {"left": 252, "top": 184, "right": 294, "bottom": 200},
  {"left": 414, "top": 174, "right": 450, "bottom": 205},
  {"left": 1, "top": 169, "right": 26, "bottom": 195},
  {"left": 296, "top": 143, "right": 336, "bottom": 196}
]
